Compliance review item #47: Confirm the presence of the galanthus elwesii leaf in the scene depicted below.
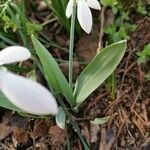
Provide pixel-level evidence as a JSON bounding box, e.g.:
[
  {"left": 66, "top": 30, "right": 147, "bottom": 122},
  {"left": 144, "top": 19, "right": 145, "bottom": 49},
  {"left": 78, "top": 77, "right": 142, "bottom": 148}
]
[
  {"left": 66, "top": 0, "right": 73, "bottom": 18},
  {"left": 31, "top": 35, "right": 75, "bottom": 106},
  {"left": 74, "top": 40, "right": 127, "bottom": 105},
  {"left": 90, "top": 116, "right": 110, "bottom": 125},
  {"left": 56, "top": 107, "right": 66, "bottom": 129},
  {"left": 77, "top": 0, "right": 92, "bottom": 34},
  {"left": 86, "top": 0, "right": 101, "bottom": 10},
  {"left": 0, "top": 46, "right": 31, "bottom": 65},
  {"left": 0, "top": 71, "right": 58, "bottom": 115}
]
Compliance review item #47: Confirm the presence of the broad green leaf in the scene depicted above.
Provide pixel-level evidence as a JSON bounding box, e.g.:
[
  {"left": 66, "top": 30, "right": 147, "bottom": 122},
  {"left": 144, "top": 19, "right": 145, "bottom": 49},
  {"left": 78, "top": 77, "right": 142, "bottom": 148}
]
[
  {"left": 56, "top": 107, "right": 66, "bottom": 129},
  {"left": 0, "top": 91, "right": 22, "bottom": 112},
  {"left": 31, "top": 35, "right": 75, "bottom": 106},
  {"left": 90, "top": 116, "right": 110, "bottom": 125},
  {"left": 74, "top": 40, "right": 127, "bottom": 105}
]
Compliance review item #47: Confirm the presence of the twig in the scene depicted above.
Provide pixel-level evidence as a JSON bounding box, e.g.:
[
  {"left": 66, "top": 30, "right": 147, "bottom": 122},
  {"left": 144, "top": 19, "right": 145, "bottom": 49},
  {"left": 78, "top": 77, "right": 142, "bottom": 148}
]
[
  {"left": 84, "top": 92, "right": 108, "bottom": 115},
  {"left": 133, "top": 118, "right": 146, "bottom": 138},
  {"left": 120, "top": 47, "right": 138, "bottom": 91},
  {"left": 132, "top": 109, "right": 146, "bottom": 125},
  {"left": 131, "top": 88, "right": 142, "bottom": 111},
  {"left": 97, "top": 6, "right": 106, "bottom": 53},
  {"left": 99, "top": 125, "right": 106, "bottom": 150}
]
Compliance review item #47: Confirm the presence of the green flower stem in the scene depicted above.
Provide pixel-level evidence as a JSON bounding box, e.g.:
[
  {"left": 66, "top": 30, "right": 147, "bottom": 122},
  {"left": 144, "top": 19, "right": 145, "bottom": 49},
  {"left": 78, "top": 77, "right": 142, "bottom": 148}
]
[
  {"left": 69, "top": 0, "right": 76, "bottom": 88},
  {"left": 57, "top": 95, "right": 90, "bottom": 150}
]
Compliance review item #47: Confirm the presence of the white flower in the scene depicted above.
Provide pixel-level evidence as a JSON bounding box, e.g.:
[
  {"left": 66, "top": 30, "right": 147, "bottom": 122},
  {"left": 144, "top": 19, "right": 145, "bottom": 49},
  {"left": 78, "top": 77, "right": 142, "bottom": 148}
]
[
  {"left": 0, "top": 71, "right": 58, "bottom": 115},
  {"left": 66, "top": 0, "right": 101, "bottom": 34},
  {"left": 0, "top": 46, "right": 58, "bottom": 115},
  {"left": 0, "top": 46, "right": 31, "bottom": 65}
]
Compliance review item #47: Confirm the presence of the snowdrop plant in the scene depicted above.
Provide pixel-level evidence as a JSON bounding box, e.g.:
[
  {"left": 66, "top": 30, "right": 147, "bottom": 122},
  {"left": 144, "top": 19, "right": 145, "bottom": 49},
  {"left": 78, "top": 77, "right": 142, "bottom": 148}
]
[
  {"left": 0, "top": 46, "right": 58, "bottom": 115},
  {"left": 0, "top": 1, "right": 127, "bottom": 149},
  {"left": 31, "top": 1, "right": 126, "bottom": 148},
  {"left": 66, "top": 0, "right": 101, "bottom": 34},
  {"left": 31, "top": 35, "right": 126, "bottom": 149},
  {"left": 29, "top": 0, "right": 127, "bottom": 108}
]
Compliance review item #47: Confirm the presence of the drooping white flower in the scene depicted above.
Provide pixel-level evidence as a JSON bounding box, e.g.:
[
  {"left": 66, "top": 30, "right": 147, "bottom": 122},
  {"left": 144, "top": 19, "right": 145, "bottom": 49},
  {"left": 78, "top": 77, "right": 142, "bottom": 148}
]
[
  {"left": 0, "top": 46, "right": 58, "bottom": 115},
  {"left": 0, "top": 46, "right": 31, "bottom": 65},
  {"left": 0, "top": 71, "right": 58, "bottom": 115},
  {"left": 66, "top": 0, "right": 101, "bottom": 34}
]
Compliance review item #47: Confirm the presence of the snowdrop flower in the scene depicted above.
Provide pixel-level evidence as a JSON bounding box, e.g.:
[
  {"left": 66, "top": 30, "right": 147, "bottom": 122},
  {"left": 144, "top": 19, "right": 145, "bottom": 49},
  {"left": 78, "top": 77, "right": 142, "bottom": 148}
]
[
  {"left": 0, "top": 46, "right": 58, "bottom": 115},
  {"left": 66, "top": 0, "right": 101, "bottom": 34},
  {"left": 0, "top": 46, "right": 31, "bottom": 65}
]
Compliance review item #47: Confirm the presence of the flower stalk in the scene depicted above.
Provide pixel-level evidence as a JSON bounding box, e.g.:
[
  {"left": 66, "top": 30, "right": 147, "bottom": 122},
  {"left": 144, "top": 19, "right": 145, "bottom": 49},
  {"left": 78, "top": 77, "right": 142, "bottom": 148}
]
[{"left": 69, "top": 0, "right": 76, "bottom": 88}]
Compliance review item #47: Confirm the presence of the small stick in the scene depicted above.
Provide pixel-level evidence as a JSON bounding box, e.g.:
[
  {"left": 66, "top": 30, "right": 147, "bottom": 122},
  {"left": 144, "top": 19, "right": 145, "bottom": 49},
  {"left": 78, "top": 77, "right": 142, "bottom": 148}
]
[{"left": 97, "top": 6, "right": 106, "bottom": 53}]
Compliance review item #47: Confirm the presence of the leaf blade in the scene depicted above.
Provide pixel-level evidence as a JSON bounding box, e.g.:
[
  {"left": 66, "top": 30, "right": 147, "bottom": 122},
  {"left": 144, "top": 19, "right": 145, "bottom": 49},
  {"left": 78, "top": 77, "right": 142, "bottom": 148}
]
[
  {"left": 31, "top": 35, "right": 75, "bottom": 106},
  {"left": 56, "top": 106, "right": 66, "bottom": 129},
  {"left": 90, "top": 116, "right": 110, "bottom": 125},
  {"left": 74, "top": 40, "right": 127, "bottom": 105}
]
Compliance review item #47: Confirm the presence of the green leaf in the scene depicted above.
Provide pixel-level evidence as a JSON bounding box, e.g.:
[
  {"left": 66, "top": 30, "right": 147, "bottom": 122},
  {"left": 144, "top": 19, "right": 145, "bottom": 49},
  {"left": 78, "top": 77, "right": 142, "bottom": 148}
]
[
  {"left": 104, "top": 25, "right": 116, "bottom": 35},
  {"left": 31, "top": 35, "right": 75, "bottom": 106},
  {"left": 0, "top": 91, "right": 22, "bottom": 112},
  {"left": 56, "top": 107, "right": 66, "bottom": 129},
  {"left": 74, "top": 40, "right": 127, "bottom": 105},
  {"left": 142, "top": 43, "right": 150, "bottom": 56},
  {"left": 145, "top": 73, "right": 150, "bottom": 81},
  {"left": 137, "top": 43, "right": 150, "bottom": 64},
  {"left": 101, "top": 0, "right": 118, "bottom": 6},
  {"left": 90, "top": 116, "right": 110, "bottom": 125}
]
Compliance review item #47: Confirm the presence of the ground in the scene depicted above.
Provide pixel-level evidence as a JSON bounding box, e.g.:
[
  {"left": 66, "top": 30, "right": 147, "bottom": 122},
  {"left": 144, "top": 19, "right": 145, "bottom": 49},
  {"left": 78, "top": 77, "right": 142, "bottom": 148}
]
[{"left": 0, "top": 1, "right": 150, "bottom": 150}]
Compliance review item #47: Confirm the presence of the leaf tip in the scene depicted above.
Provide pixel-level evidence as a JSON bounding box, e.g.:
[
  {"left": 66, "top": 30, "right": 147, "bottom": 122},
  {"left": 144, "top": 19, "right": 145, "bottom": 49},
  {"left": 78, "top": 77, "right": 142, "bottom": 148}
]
[{"left": 118, "top": 39, "right": 127, "bottom": 46}]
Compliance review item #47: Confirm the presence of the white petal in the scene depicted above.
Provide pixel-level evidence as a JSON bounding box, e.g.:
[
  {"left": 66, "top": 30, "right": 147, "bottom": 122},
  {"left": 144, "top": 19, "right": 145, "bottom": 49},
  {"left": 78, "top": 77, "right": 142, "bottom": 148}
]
[
  {"left": 77, "top": 0, "right": 92, "bottom": 34},
  {"left": 86, "top": 0, "right": 101, "bottom": 10},
  {"left": 0, "top": 46, "right": 31, "bottom": 65},
  {"left": 0, "top": 71, "right": 58, "bottom": 115},
  {"left": 66, "top": 0, "right": 74, "bottom": 18},
  {"left": 0, "top": 67, "right": 7, "bottom": 72}
]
